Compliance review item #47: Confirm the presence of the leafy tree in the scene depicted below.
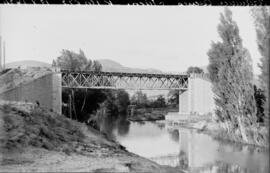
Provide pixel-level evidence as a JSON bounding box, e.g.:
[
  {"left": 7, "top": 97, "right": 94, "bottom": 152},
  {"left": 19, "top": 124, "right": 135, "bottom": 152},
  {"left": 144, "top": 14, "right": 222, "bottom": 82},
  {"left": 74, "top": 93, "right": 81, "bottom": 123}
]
[
  {"left": 186, "top": 66, "right": 204, "bottom": 75},
  {"left": 54, "top": 49, "right": 98, "bottom": 71},
  {"left": 102, "top": 91, "right": 119, "bottom": 116},
  {"left": 251, "top": 7, "right": 270, "bottom": 125},
  {"left": 92, "top": 60, "right": 102, "bottom": 72},
  {"left": 154, "top": 95, "right": 166, "bottom": 108},
  {"left": 168, "top": 90, "right": 179, "bottom": 106},
  {"left": 207, "top": 8, "right": 257, "bottom": 142},
  {"left": 53, "top": 49, "right": 106, "bottom": 122},
  {"left": 54, "top": 49, "right": 87, "bottom": 71},
  {"left": 52, "top": 60, "right": 57, "bottom": 68},
  {"left": 115, "top": 89, "right": 130, "bottom": 114},
  {"left": 54, "top": 49, "right": 130, "bottom": 128},
  {"left": 131, "top": 91, "right": 148, "bottom": 108},
  {"left": 254, "top": 85, "right": 266, "bottom": 123}
]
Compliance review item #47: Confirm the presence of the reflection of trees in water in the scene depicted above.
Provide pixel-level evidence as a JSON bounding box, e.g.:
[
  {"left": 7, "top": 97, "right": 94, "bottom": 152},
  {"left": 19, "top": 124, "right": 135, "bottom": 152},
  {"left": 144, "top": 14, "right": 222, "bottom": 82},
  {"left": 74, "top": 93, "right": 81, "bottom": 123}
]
[
  {"left": 156, "top": 122, "right": 165, "bottom": 130},
  {"left": 193, "top": 162, "right": 247, "bottom": 173},
  {"left": 136, "top": 121, "right": 145, "bottom": 125},
  {"left": 116, "top": 115, "right": 130, "bottom": 136},
  {"left": 99, "top": 115, "right": 117, "bottom": 139},
  {"left": 215, "top": 137, "right": 264, "bottom": 155},
  {"left": 98, "top": 113, "right": 130, "bottom": 139},
  {"left": 178, "top": 150, "right": 189, "bottom": 170},
  {"left": 168, "top": 129, "right": 179, "bottom": 142},
  {"left": 212, "top": 162, "right": 247, "bottom": 173}
]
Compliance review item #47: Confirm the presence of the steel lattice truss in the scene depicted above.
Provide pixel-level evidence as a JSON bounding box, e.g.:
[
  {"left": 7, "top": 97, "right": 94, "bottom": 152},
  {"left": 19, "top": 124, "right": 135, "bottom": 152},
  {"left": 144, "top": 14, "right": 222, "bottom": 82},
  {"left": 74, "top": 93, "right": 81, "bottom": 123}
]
[{"left": 61, "top": 70, "right": 189, "bottom": 90}]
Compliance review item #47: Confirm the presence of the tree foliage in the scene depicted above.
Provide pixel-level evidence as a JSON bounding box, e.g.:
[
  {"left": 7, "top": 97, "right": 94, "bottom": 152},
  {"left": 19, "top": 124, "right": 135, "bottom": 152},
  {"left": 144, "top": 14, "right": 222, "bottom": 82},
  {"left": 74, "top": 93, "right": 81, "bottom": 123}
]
[
  {"left": 254, "top": 85, "right": 266, "bottom": 123},
  {"left": 186, "top": 66, "right": 204, "bottom": 75},
  {"left": 166, "top": 66, "right": 204, "bottom": 107},
  {"left": 167, "top": 90, "right": 179, "bottom": 106},
  {"left": 53, "top": 49, "right": 101, "bottom": 72},
  {"left": 251, "top": 7, "right": 270, "bottom": 124},
  {"left": 115, "top": 89, "right": 130, "bottom": 114},
  {"left": 154, "top": 95, "right": 166, "bottom": 108},
  {"left": 130, "top": 91, "right": 167, "bottom": 108},
  {"left": 207, "top": 8, "right": 257, "bottom": 142},
  {"left": 130, "top": 91, "right": 148, "bottom": 108},
  {"left": 52, "top": 49, "right": 130, "bottom": 124}
]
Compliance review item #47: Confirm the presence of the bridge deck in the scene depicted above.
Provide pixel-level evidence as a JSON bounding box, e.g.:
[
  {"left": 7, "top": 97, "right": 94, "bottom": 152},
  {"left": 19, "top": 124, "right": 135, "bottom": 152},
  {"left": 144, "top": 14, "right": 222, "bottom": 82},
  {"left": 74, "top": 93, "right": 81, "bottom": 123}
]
[
  {"left": 60, "top": 70, "right": 189, "bottom": 78},
  {"left": 61, "top": 70, "right": 189, "bottom": 90}
]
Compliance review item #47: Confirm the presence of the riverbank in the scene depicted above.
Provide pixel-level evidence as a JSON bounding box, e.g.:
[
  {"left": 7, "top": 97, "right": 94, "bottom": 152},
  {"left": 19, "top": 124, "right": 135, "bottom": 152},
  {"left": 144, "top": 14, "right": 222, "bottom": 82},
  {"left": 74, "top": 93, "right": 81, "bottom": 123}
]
[
  {"left": 167, "top": 113, "right": 269, "bottom": 149},
  {"left": 0, "top": 101, "right": 182, "bottom": 172},
  {"left": 128, "top": 107, "right": 178, "bottom": 121}
]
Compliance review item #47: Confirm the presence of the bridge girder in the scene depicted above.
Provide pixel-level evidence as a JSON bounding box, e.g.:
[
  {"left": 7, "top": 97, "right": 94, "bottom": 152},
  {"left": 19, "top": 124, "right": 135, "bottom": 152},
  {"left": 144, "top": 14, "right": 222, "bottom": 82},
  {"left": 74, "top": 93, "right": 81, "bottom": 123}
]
[{"left": 61, "top": 70, "right": 189, "bottom": 90}]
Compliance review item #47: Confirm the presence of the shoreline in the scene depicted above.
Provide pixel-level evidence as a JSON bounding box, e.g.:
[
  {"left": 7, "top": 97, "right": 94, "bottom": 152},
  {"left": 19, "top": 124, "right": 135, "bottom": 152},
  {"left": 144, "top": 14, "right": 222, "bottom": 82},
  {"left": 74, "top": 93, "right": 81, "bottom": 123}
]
[
  {"left": 128, "top": 108, "right": 269, "bottom": 150},
  {"left": 0, "top": 101, "right": 183, "bottom": 172},
  {"left": 166, "top": 117, "right": 269, "bottom": 150}
]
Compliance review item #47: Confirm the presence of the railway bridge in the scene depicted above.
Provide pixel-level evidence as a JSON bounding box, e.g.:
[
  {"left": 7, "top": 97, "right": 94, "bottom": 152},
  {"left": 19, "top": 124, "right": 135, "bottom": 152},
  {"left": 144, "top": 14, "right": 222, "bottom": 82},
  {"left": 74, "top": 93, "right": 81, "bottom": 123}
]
[
  {"left": 0, "top": 68, "right": 215, "bottom": 117},
  {"left": 61, "top": 70, "right": 189, "bottom": 90}
]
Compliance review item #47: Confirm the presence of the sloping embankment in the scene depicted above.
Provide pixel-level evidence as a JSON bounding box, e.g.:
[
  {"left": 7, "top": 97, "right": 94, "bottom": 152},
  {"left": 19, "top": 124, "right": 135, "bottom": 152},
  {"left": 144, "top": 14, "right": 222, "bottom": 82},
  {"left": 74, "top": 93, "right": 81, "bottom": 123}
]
[
  {"left": 0, "top": 67, "right": 52, "bottom": 94},
  {"left": 0, "top": 101, "right": 182, "bottom": 172}
]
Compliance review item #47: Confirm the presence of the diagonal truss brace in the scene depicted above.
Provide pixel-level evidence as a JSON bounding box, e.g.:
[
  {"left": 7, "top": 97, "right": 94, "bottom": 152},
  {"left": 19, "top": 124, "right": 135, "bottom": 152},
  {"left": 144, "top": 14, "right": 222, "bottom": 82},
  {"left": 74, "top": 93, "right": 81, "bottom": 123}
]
[{"left": 61, "top": 70, "right": 189, "bottom": 90}]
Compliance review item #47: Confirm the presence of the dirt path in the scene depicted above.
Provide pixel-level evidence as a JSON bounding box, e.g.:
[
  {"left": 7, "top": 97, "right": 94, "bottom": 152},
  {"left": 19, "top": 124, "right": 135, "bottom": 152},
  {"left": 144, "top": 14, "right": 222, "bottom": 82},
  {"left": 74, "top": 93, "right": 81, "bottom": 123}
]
[{"left": 0, "top": 146, "right": 182, "bottom": 172}]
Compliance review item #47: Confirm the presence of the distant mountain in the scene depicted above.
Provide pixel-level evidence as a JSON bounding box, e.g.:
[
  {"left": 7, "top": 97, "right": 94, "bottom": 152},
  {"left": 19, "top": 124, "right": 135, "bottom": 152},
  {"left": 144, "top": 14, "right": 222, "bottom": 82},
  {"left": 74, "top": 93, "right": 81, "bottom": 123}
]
[
  {"left": 98, "top": 59, "right": 163, "bottom": 74},
  {"left": 6, "top": 60, "right": 51, "bottom": 69}
]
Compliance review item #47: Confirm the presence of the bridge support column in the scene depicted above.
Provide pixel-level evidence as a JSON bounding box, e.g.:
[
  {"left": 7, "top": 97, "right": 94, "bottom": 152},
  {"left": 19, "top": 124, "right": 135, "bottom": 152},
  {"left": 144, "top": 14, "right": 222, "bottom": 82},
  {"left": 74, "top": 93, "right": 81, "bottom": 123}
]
[
  {"left": 179, "top": 90, "right": 189, "bottom": 115},
  {"left": 180, "top": 73, "right": 215, "bottom": 116},
  {"left": 52, "top": 72, "right": 62, "bottom": 115}
]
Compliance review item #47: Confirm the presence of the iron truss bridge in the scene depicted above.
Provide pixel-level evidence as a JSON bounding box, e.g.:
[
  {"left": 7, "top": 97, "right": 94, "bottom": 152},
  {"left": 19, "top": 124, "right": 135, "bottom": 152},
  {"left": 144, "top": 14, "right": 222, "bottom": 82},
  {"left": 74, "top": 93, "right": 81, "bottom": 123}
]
[{"left": 61, "top": 70, "right": 189, "bottom": 90}]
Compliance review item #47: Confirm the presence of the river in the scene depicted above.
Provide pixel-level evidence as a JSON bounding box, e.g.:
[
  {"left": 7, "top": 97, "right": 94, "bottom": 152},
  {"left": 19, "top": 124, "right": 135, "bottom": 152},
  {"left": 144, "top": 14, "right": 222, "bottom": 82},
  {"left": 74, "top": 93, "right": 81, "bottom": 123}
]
[{"left": 98, "top": 115, "right": 269, "bottom": 173}]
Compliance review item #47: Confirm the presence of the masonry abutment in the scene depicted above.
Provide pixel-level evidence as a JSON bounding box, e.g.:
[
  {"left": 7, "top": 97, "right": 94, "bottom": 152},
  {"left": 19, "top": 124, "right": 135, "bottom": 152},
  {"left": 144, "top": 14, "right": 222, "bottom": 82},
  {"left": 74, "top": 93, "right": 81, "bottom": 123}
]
[{"left": 0, "top": 71, "right": 62, "bottom": 115}]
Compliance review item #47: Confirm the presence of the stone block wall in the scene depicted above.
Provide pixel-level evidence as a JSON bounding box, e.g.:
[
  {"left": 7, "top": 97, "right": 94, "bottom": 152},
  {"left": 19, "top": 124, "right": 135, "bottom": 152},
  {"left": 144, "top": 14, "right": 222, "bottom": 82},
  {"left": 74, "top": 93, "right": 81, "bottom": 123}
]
[
  {"left": 179, "top": 73, "right": 215, "bottom": 115},
  {"left": 0, "top": 73, "right": 62, "bottom": 114}
]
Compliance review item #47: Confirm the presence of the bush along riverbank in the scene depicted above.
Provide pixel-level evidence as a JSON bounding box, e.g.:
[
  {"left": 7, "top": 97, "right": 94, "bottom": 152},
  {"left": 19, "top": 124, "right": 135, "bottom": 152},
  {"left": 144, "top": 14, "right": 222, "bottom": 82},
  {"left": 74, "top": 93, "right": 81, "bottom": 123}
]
[
  {"left": 0, "top": 101, "right": 183, "bottom": 172},
  {"left": 171, "top": 113, "right": 269, "bottom": 149},
  {"left": 127, "top": 107, "right": 178, "bottom": 121},
  {"left": 204, "top": 121, "right": 269, "bottom": 149}
]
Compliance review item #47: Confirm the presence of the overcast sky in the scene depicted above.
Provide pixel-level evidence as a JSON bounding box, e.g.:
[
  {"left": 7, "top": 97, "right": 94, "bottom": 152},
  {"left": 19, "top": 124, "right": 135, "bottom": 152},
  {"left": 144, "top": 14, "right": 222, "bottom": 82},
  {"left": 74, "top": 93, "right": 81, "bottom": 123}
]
[{"left": 0, "top": 5, "right": 261, "bottom": 74}]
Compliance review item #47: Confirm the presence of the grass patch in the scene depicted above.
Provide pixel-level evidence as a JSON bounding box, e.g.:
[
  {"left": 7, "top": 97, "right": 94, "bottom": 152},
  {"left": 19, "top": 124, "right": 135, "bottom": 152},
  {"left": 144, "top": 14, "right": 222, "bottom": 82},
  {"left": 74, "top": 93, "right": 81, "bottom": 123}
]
[{"left": 1, "top": 104, "right": 86, "bottom": 153}]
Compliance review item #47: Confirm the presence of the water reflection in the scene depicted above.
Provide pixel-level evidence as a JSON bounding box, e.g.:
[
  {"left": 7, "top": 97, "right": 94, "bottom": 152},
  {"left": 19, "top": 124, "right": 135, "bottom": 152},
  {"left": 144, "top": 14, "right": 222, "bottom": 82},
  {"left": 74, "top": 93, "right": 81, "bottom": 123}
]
[
  {"left": 168, "top": 129, "right": 179, "bottom": 142},
  {"left": 192, "top": 162, "right": 248, "bottom": 173},
  {"left": 178, "top": 150, "right": 189, "bottom": 170},
  {"left": 115, "top": 116, "right": 130, "bottom": 136},
  {"left": 98, "top": 114, "right": 130, "bottom": 140},
  {"left": 100, "top": 117, "right": 269, "bottom": 173}
]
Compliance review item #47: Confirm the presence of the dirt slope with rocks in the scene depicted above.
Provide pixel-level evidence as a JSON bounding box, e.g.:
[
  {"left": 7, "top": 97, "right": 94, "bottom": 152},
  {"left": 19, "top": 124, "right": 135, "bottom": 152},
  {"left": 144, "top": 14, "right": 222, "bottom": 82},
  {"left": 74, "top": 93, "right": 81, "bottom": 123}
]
[{"left": 0, "top": 101, "right": 182, "bottom": 172}]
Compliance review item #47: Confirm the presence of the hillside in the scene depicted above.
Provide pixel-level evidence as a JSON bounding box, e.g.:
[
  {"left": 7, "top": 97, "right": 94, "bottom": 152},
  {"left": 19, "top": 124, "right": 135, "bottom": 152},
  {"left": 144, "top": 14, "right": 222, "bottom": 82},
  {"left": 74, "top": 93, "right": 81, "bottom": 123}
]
[{"left": 98, "top": 59, "right": 163, "bottom": 74}]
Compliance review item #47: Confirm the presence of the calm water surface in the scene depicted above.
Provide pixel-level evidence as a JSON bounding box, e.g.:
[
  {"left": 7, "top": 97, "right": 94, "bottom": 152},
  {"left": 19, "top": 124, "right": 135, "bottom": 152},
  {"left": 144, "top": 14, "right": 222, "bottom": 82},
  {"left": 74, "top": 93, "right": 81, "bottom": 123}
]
[{"left": 99, "top": 115, "right": 269, "bottom": 173}]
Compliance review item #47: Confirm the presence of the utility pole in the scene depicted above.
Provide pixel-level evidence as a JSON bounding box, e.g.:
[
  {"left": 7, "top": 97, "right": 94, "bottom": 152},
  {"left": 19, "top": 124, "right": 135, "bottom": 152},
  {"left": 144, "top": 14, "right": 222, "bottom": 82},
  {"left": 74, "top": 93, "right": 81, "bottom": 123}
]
[
  {"left": 0, "top": 36, "right": 2, "bottom": 71},
  {"left": 3, "top": 40, "right": 5, "bottom": 70}
]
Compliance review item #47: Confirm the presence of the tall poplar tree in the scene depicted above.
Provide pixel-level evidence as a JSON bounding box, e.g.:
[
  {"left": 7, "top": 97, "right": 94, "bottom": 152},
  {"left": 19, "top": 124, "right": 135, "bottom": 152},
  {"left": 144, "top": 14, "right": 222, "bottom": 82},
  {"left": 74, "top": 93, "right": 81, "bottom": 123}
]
[
  {"left": 251, "top": 7, "right": 270, "bottom": 125},
  {"left": 207, "top": 8, "right": 257, "bottom": 142}
]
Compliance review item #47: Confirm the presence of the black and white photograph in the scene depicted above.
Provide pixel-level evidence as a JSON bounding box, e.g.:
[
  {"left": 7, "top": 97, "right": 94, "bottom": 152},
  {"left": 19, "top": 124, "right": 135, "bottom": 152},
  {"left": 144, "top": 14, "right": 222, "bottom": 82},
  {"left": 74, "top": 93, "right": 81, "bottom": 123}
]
[{"left": 0, "top": 4, "right": 269, "bottom": 173}]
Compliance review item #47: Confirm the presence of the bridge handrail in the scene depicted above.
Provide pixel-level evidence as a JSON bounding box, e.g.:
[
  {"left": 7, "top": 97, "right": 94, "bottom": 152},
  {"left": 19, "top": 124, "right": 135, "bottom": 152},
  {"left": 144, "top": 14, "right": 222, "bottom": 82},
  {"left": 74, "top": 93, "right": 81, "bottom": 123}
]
[{"left": 60, "top": 69, "right": 189, "bottom": 78}]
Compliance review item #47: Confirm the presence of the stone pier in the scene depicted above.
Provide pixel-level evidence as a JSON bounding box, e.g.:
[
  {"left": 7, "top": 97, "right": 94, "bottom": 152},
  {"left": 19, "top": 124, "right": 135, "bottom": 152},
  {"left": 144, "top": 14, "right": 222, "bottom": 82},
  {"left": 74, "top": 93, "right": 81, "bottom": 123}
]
[
  {"left": 179, "top": 73, "right": 215, "bottom": 115},
  {"left": 0, "top": 72, "right": 62, "bottom": 114}
]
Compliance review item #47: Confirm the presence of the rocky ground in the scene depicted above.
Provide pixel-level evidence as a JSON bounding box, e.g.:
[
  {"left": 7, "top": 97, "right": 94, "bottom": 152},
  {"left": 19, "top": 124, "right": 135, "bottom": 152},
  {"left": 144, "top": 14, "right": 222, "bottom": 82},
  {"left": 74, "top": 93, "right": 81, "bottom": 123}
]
[{"left": 0, "top": 101, "right": 183, "bottom": 172}]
